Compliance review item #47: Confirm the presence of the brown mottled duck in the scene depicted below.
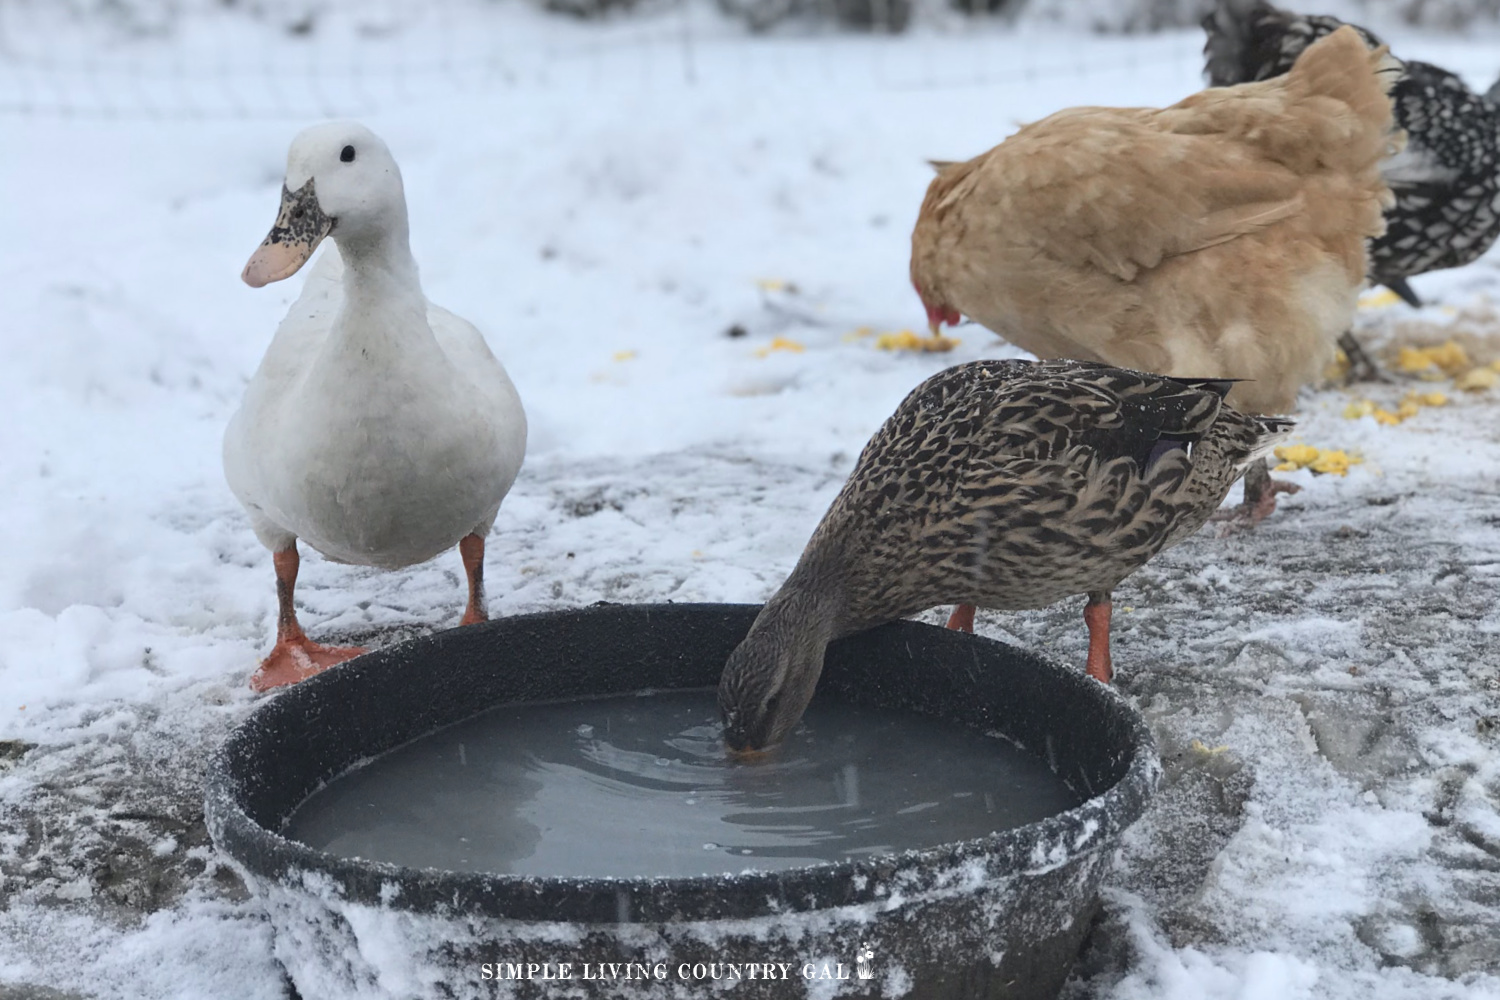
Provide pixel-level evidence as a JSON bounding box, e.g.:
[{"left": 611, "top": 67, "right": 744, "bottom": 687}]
[{"left": 718, "top": 359, "right": 1291, "bottom": 751}]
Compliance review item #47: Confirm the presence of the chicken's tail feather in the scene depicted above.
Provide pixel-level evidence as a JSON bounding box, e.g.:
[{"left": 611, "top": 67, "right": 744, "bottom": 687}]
[
  {"left": 1201, "top": 0, "right": 1281, "bottom": 86},
  {"left": 1289, "top": 26, "right": 1400, "bottom": 110},
  {"left": 1281, "top": 26, "right": 1403, "bottom": 179}
]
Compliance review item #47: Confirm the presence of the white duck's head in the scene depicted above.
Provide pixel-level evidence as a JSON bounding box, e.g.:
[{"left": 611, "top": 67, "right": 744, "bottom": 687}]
[{"left": 243, "top": 122, "right": 407, "bottom": 288}]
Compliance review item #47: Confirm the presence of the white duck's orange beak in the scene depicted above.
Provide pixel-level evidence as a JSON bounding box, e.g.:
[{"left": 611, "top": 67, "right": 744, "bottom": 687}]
[{"left": 242, "top": 178, "right": 334, "bottom": 288}]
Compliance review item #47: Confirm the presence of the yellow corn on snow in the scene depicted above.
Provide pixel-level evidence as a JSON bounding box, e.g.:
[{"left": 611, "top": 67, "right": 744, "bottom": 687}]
[
  {"left": 754, "top": 336, "right": 805, "bottom": 357},
  {"left": 841, "top": 326, "right": 875, "bottom": 342},
  {"left": 1324, "top": 349, "right": 1350, "bottom": 380},
  {"left": 1274, "top": 444, "right": 1320, "bottom": 468},
  {"left": 1346, "top": 391, "right": 1447, "bottom": 426},
  {"left": 875, "top": 330, "right": 960, "bottom": 352},
  {"left": 1309, "top": 450, "right": 1361, "bottom": 476},
  {"left": 1274, "top": 444, "right": 1361, "bottom": 476},
  {"left": 1358, "top": 289, "right": 1403, "bottom": 309},
  {"left": 612, "top": 350, "right": 637, "bottom": 362},
  {"left": 756, "top": 278, "right": 789, "bottom": 293},
  {"left": 1456, "top": 367, "right": 1499, "bottom": 392},
  {"left": 1397, "top": 340, "right": 1470, "bottom": 376}
]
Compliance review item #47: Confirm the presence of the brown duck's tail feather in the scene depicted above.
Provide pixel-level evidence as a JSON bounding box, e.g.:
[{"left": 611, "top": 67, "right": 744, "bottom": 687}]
[
  {"left": 1240, "top": 415, "right": 1296, "bottom": 470},
  {"left": 1174, "top": 376, "right": 1244, "bottom": 399}
]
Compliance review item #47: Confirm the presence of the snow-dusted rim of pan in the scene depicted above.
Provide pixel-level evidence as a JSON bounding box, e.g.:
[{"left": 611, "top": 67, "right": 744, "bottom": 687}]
[{"left": 204, "top": 603, "right": 1160, "bottom": 925}]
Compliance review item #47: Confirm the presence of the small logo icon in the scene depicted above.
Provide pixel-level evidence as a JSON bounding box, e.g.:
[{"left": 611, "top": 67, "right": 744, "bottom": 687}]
[{"left": 856, "top": 944, "right": 875, "bottom": 980}]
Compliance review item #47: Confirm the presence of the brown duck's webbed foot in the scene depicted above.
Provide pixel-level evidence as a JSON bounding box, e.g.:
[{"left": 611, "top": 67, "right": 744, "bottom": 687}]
[
  {"left": 1212, "top": 459, "right": 1300, "bottom": 526},
  {"left": 1338, "top": 330, "right": 1390, "bottom": 384},
  {"left": 1083, "top": 592, "right": 1113, "bottom": 684},
  {"left": 945, "top": 603, "right": 976, "bottom": 633}
]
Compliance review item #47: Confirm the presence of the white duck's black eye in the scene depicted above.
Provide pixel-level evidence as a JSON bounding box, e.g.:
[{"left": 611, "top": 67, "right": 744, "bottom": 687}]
[{"left": 340, "top": 145, "right": 356, "bottom": 163}]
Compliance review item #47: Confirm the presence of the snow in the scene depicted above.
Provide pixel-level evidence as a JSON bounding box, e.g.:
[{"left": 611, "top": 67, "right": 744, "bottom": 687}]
[{"left": 2, "top": 3, "right": 1500, "bottom": 999}]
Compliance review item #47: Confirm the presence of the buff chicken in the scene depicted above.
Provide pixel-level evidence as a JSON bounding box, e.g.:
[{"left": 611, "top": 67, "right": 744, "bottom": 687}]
[{"left": 910, "top": 25, "right": 1400, "bottom": 521}]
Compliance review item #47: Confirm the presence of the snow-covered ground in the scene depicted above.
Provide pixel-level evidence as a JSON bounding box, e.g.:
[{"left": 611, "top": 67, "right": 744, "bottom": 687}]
[{"left": 1, "top": 4, "right": 1499, "bottom": 998}]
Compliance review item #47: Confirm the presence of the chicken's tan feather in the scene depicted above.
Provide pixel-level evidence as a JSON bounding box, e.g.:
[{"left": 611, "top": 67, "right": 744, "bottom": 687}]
[{"left": 911, "top": 26, "right": 1399, "bottom": 415}]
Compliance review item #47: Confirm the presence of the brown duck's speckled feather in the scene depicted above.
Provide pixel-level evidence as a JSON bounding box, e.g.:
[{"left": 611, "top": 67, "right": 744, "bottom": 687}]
[
  {"left": 716, "top": 359, "right": 1292, "bottom": 750},
  {"left": 909, "top": 26, "right": 1400, "bottom": 415},
  {"left": 805, "top": 360, "right": 1291, "bottom": 633}
]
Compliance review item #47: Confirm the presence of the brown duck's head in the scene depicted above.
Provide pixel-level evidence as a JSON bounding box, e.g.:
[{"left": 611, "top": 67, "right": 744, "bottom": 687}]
[{"left": 717, "top": 605, "right": 831, "bottom": 753}]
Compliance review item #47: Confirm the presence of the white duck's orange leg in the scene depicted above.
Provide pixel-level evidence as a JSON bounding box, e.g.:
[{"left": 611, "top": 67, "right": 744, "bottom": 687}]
[
  {"left": 945, "top": 603, "right": 976, "bottom": 633},
  {"left": 1084, "top": 592, "right": 1113, "bottom": 684},
  {"left": 459, "top": 533, "right": 488, "bottom": 626},
  {"left": 250, "top": 547, "right": 365, "bottom": 692}
]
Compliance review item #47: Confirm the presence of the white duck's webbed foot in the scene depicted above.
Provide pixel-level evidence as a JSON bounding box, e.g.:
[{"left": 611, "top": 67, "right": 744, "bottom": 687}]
[{"left": 250, "top": 546, "right": 365, "bottom": 692}]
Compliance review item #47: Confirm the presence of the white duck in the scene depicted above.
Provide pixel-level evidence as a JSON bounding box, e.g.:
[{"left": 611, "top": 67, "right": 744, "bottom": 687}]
[{"left": 225, "top": 122, "right": 527, "bottom": 692}]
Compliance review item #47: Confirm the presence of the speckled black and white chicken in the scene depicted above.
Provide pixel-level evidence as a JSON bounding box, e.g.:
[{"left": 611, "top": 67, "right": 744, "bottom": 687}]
[
  {"left": 1204, "top": 0, "right": 1500, "bottom": 373},
  {"left": 717, "top": 359, "right": 1293, "bottom": 751}
]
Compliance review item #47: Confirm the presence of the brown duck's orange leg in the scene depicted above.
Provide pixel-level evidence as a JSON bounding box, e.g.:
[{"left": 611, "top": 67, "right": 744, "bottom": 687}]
[
  {"left": 250, "top": 547, "right": 365, "bottom": 693},
  {"left": 459, "top": 533, "right": 488, "bottom": 626},
  {"left": 945, "top": 603, "right": 976, "bottom": 633},
  {"left": 1084, "top": 592, "right": 1113, "bottom": 684}
]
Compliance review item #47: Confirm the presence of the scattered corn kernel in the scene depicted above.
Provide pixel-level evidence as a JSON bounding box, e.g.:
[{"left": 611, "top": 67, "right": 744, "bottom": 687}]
[
  {"left": 841, "top": 326, "right": 875, "bottom": 342},
  {"left": 1189, "top": 739, "right": 1230, "bottom": 756},
  {"left": 875, "top": 329, "right": 960, "bottom": 352},
  {"left": 1455, "top": 367, "right": 1499, "bottom": 392},
  {"left": 1273, "top": 444, "right": 1320, "bottom": 468},
  {"left": 1346, "top": 390, "right": 1448, "bottom": 426},
  {"left": 756, "top": 278, "right": 789, "bottom": 293},
  {"left": 612, "top": 350, "right": 637, "bottom": 362},
  {"left": 1308, "top": 449, "right": 1361, "bottom": 476},
  {"left": 1358, "top": 288, "right": 1402, "bottom": 310},
  {"left": 1274, "top": 444, "right": 1362, "bottom": 476},
  {"left": 754, "top": 336, "right": 806, "bottom": 357},
  {"left": 1396, "top": 340, "right": 1470, "bottom": 377},
  {"left": 1324, "top": 349, "right": 1350, "bottom": 380}
]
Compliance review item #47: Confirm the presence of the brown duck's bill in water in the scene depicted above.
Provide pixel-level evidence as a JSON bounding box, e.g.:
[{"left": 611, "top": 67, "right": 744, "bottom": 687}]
[{"left": 242, "top": 178, "right": 335, "bottom": 288}]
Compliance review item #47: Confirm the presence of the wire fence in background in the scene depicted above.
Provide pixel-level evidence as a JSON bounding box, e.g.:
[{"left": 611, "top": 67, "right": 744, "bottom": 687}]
[
  {"left": 1, "top": 0, "right": 523, "bottom": 118},
  {"left": 6, "top": 0, "right": 1435, "bottom": 120}
]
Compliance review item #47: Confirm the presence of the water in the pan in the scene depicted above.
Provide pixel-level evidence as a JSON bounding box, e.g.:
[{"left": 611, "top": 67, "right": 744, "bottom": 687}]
[{"left": 285, "top": 689, "right": 1083, "bottom": 878}]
